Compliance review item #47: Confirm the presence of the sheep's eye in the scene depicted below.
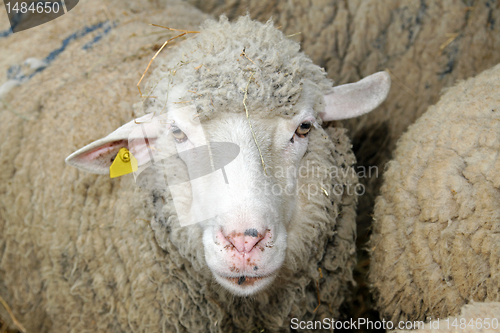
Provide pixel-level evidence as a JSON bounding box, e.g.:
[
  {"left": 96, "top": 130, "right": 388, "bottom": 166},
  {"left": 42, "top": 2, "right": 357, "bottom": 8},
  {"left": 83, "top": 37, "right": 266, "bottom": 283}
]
[
  {"left": 295, "top": 121, "right": 312, "bottom": 137},
  {"left": 172, "top": 127, "right": 187, "bottom": 143}
]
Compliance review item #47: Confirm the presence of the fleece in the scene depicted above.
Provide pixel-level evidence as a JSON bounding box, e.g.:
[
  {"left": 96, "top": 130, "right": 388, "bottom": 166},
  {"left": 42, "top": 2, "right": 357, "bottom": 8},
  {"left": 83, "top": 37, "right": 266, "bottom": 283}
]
[{"left": 369, "top": 63, "right": 500, "bottom": 324}]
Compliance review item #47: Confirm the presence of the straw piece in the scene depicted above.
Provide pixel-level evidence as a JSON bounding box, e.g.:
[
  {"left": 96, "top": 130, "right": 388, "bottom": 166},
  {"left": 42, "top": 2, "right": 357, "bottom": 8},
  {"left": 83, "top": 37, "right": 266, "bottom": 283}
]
[
  {"left": 439, "top": 33, "right": 459, "bottom": 54},
  {"left": 188, "top": 89, "right": 202, "bottom": 96},
  {"left": 385, "top": 68, "right": 417, "bottom": 98},
  {"left": 243, "top": 72, "right": 267, "bottom": 175},
  {"left": 137, "top": 24, "right": 200, "bottom": 98},
  {"left": 150, "top": 24, "right": 200, "bottom": 34},
  {"left": 137, "top": 33, "right": 185, "bottom": 98},
  {"left": 320, "top": 186, "right": 329, "bottom": 197},
  {"left": 312, "top": 267, "right": 323, "bottom": 313},
  {"left": 0, "top": 293, "right": 26, "bottom": 333},
  {"left": 240, "top": 48, "right": 256, "bottom": 65}
]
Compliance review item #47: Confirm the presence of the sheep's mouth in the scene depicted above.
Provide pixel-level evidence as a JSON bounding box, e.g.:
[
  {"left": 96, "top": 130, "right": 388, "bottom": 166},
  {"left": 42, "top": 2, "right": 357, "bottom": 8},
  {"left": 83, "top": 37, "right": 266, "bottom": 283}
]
[
  {"left": 224, "top": 275, "right": 265, "bottom": 286},
  {"left": 212, "top": 269, "right": 279, "bottom": 295}
]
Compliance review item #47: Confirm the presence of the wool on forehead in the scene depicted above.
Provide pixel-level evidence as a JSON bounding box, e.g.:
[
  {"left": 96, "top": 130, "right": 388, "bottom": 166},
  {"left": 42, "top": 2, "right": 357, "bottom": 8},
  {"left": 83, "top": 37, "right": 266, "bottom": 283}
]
[{"left": 143, "top": 15, "right": 333, "bottom": 120}]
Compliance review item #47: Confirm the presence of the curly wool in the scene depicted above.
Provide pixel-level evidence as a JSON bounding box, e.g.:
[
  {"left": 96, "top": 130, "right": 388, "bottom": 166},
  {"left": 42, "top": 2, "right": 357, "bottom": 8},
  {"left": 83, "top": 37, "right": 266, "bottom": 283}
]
[
  {"left": 369, "top": 63, "right": 500, "bottom": 324},
  {"left": 0, "top": 8, "right": 358, "bottom": 333},
  {"left": 140, "top": 15, "right": 333, "bottom": 121}
]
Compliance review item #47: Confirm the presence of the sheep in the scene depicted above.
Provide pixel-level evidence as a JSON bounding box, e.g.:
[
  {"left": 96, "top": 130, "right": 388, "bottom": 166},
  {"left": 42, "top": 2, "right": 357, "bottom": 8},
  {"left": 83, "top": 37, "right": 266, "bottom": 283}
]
[
  {"left": 0, "top": 7, "right": 391, "bottom": 333},
  {"left": 368, "top": 62, "right": 500, "bottom": 325}
]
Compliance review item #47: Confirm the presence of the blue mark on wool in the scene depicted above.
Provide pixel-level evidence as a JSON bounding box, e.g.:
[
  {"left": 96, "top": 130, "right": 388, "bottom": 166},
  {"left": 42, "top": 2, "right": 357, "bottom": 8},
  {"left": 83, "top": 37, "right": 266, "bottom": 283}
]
[
  {"left": 45, "top": 21, "right": 108, "bottom": 62},
  {"left": 2, "top": 20, "right": 114, "bottom": 91},
  {"left": 0, "top": 12, "right": 21, "bottom": 38},
  {"left": 0, "top": 27, "right": 13, "bottom": 38},
  {"left": 82, "top": 21, "right": 114, "bottom": 50},
  {"left": 7, "top": 65, "right": 21, "bottom": 80},
  {"left": 6, "top": 62, "right": 46, "bottom": 84}
]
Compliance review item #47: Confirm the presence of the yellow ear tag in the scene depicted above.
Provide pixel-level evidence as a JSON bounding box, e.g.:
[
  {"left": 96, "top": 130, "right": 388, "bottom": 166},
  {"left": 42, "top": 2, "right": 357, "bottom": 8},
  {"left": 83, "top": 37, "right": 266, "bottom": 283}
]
[{"left": 110, "top": 147, "right": 138, "bottom": 178}]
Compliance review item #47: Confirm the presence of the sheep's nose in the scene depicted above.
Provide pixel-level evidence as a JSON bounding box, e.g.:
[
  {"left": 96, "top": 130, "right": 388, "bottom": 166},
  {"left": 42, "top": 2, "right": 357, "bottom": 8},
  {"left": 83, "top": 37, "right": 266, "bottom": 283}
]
[{"left": 223, "top": 228, "right": 265, "bottom": 253}]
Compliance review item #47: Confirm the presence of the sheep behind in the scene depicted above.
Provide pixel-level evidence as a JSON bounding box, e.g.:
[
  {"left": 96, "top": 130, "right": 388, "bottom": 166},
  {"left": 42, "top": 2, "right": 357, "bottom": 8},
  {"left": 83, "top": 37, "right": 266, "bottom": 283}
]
[{"left": 369, "top": 63, "right": 500, "bottom": 323}]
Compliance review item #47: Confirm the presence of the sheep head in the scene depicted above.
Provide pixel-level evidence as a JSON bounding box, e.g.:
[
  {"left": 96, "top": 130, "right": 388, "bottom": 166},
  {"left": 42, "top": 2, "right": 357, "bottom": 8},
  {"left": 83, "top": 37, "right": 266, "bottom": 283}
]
[{"left": 66, "top": 16, "right": 390, "bottom": 296}]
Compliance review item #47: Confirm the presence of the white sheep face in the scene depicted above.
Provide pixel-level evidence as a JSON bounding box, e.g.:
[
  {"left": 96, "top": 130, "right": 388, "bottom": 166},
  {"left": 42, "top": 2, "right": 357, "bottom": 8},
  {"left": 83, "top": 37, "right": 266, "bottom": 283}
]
[
  {"left": 174, "top": 109, "right": 316, "bottom": 295},
  {"left": 65, "top": 71, "right": 390, "bottom": 296}
]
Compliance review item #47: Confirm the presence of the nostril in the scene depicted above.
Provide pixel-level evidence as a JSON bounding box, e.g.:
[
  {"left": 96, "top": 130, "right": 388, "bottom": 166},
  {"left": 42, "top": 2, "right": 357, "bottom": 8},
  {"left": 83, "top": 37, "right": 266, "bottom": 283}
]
[
  {"left": 222, "top": 229, "right": 266, "bottom": 253},
  {"left": 244, "top": 228, "right": 258, "bottom": 237}
]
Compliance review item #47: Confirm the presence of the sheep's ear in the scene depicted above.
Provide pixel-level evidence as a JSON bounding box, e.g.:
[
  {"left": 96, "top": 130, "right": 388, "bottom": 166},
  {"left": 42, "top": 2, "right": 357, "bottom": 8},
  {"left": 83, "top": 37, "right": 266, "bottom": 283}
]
[
  {"left": 320, "top": 71, "right": 391, "bottom": 121},
  {"left": 66, "top": 113, "right": 166, "bottom": 175}
]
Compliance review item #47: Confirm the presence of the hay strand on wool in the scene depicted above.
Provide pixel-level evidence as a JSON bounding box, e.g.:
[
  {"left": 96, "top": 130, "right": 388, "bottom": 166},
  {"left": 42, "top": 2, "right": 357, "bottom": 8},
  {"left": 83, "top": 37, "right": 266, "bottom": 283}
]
[
  {"left": 136, "top": 24, "right": 200, "bottom": 98},
  {"left": 0, "top": 293, "right": 26, "bottom": 333}
]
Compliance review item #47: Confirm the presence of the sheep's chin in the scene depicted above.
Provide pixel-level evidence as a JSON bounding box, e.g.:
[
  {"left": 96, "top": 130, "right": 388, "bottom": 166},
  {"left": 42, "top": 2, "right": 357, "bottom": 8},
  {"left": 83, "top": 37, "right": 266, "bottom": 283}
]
[{"left": 213, "top": 272, "right": 276, "bottom": 296}]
